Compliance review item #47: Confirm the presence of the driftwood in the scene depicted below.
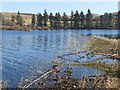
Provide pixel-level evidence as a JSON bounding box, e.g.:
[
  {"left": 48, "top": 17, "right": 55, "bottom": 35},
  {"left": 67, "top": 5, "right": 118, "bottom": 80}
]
[
  {"left": 24, "top": 70, "right": 52, "bottom": 88},
  {"left": 94, "top": 53, "right": 120, "bottom": 60},
  {"left": 23, "top": 65, "right": 60, "bottom": 89}
]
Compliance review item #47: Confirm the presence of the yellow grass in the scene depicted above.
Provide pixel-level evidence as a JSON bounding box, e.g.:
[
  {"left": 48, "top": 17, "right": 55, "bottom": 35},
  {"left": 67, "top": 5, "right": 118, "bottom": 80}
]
[{"left": 1, "top": 12, "right": 33, "bottom": 25}]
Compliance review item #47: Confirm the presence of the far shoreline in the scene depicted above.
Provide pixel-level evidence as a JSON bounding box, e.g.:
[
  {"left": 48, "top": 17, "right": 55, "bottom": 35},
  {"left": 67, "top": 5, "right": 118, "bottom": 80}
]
[
  {"left": 0, "top": 25, "right": 119, "bottom": 31},
  {"left": 0, "top": 28, "right": 119, "bottom": 31}
]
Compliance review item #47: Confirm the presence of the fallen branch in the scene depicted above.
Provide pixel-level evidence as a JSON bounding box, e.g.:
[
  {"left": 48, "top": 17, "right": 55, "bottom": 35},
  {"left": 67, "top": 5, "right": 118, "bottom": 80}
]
[
  {"left": 23, "top": 70, "right": 52, "bottom": 89},
  {"left": 94, "top": 53, "right": 120, "bottom": 60},
  {"left": 23, "top": 65, "right": 60, "bottom": 89}
]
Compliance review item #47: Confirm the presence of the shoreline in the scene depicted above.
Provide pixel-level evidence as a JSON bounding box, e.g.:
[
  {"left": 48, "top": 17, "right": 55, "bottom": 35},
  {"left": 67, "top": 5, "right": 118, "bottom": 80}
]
[
  {"left": 0, "top": 26, "right": 118, "bottom": 31},
  {"left": 0, "top": 28, "right": 118, "bottom": 30},
  {"left": 0, "top": 28, "right": 119, "bottom": 32},
  {"left": 89, "top": 36, "right": 120, "bottom": 60}
]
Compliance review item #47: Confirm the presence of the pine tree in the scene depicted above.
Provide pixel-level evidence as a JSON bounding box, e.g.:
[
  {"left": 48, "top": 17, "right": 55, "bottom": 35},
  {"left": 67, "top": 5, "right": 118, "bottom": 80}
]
[
  {"left": 16, "top": 11, "right": 20, "bottom": 25},
  {"left": 100, "top": 15, "right": 104, "bottom": 28},
  {"left": 37, "top": 13, "right": 43, "bottom": 27},
  {"left": 43, "top": 9, "right": 48, "bottom": 27},
  {"left": 80, "top": 11, "right": 85, "bottom": 28},
  {"left": 103, "top": 12, "right": 109, "bottom": 28},
  {"left": 31, "top": 14, "right": 35, "bottom": 28},
  {"left": 54, "top": 13, "right": 58, "bottom": 29},
  {"left": 70, "top": 10, "right": 74, "bottom": 29},
  {"left": 11, "top": 15, "right": 15, "bottom": 25},
  {"left": 54, "top": 12, "right": 61, "bottom": 29},
  {"left": 49, "top": 13, "right": 54, "bottom": 29},
  {"left": 16, "top": 11, "right": 23, "bottom": 27},
  {"left": 57, "top": 12, "right": 61, "bottom": 29},
  {"left": 86, "top": 9, "right": 93, "bottom": 29},
  {"left": 108, "top": 13, "right": 113, "bottom": 28},
  {"left": 11, "top": 15, "right": 15, "bottom": 22},
  {"left": 74, "top": 10, "right": 80, "bottom": 29},
  {"left": 63, "top": 12, "right": 68, "bottom": 29}
]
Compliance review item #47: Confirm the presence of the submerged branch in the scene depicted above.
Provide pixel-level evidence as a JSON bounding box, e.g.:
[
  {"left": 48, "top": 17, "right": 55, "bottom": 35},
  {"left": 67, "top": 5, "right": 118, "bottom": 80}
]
[
  {"left": 24, "top": 70, "right": 52, "bottom": 88},
  {"left": 23, "top": 64, "right": 60, "bottom": 89}
]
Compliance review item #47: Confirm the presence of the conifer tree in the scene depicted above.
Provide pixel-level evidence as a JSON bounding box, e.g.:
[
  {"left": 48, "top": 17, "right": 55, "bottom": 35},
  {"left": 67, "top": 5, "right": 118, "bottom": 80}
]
[
  {"left": 31, "top": 14, "right": 35, "bottom": 28},
  {"left": 49, "top": 13, "right": 54, "bottom": 29},
  {"left": 74, "top": 10, "right": 80, "bottom": 29},
  {"left": 37, "top": 13, "right": 43, "bottom": 27},
  {"left": 80, "top": 11, "right": 85, "bottom": 28},
  {"left": 86, "top": 9, "right": 93, "bottom": 29},
  {"left": 63, "top": 12, "right": 68, "bottom": 29},
  {"left": 43, "top": 9, "right": 48, "bottom": 27},
  {"left": 70, "top": 10, "right": 74, "bottom": 29},
  {"left": 16, "top": 11, "right": 23, "bottom": 27}
]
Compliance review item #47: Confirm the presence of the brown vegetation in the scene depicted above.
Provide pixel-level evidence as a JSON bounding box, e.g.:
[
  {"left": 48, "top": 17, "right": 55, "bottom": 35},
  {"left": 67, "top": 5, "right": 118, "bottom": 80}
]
[{"left": 90, "top": 36, "right": 119, "bottom": 60}]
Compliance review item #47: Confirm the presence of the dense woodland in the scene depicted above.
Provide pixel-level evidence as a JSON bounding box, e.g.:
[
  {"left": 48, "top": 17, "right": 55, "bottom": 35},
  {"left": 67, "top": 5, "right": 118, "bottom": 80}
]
[{"left": 0, "top": 9, "right": 120, "bottom": 30}]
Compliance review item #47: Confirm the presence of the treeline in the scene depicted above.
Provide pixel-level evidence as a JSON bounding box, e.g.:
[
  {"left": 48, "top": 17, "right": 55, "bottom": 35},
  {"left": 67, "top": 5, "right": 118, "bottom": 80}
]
[{"left": 1, "top": 9, "right": 120, "bottom": 30}]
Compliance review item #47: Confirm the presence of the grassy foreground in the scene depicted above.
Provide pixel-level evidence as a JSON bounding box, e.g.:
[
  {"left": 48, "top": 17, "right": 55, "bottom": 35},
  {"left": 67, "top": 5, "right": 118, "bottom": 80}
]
[
  {"left": 89, "top": 36, "right": 119, "bottom": 60},
  {"left": 79, "top": 36, "right": 120, "bottom": 88}
]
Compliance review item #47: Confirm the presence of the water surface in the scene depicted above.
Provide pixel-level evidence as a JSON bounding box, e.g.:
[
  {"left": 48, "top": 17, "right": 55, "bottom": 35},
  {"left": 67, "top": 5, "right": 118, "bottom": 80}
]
[{"left": 1, "top": 29, "right": 118, "bottom": 87}]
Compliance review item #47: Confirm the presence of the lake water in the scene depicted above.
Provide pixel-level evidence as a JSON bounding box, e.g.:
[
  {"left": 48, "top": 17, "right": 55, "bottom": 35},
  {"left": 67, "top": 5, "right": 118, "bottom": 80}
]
[{"left": 0, "top": 29, "right": 118, "bottom": 88}]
